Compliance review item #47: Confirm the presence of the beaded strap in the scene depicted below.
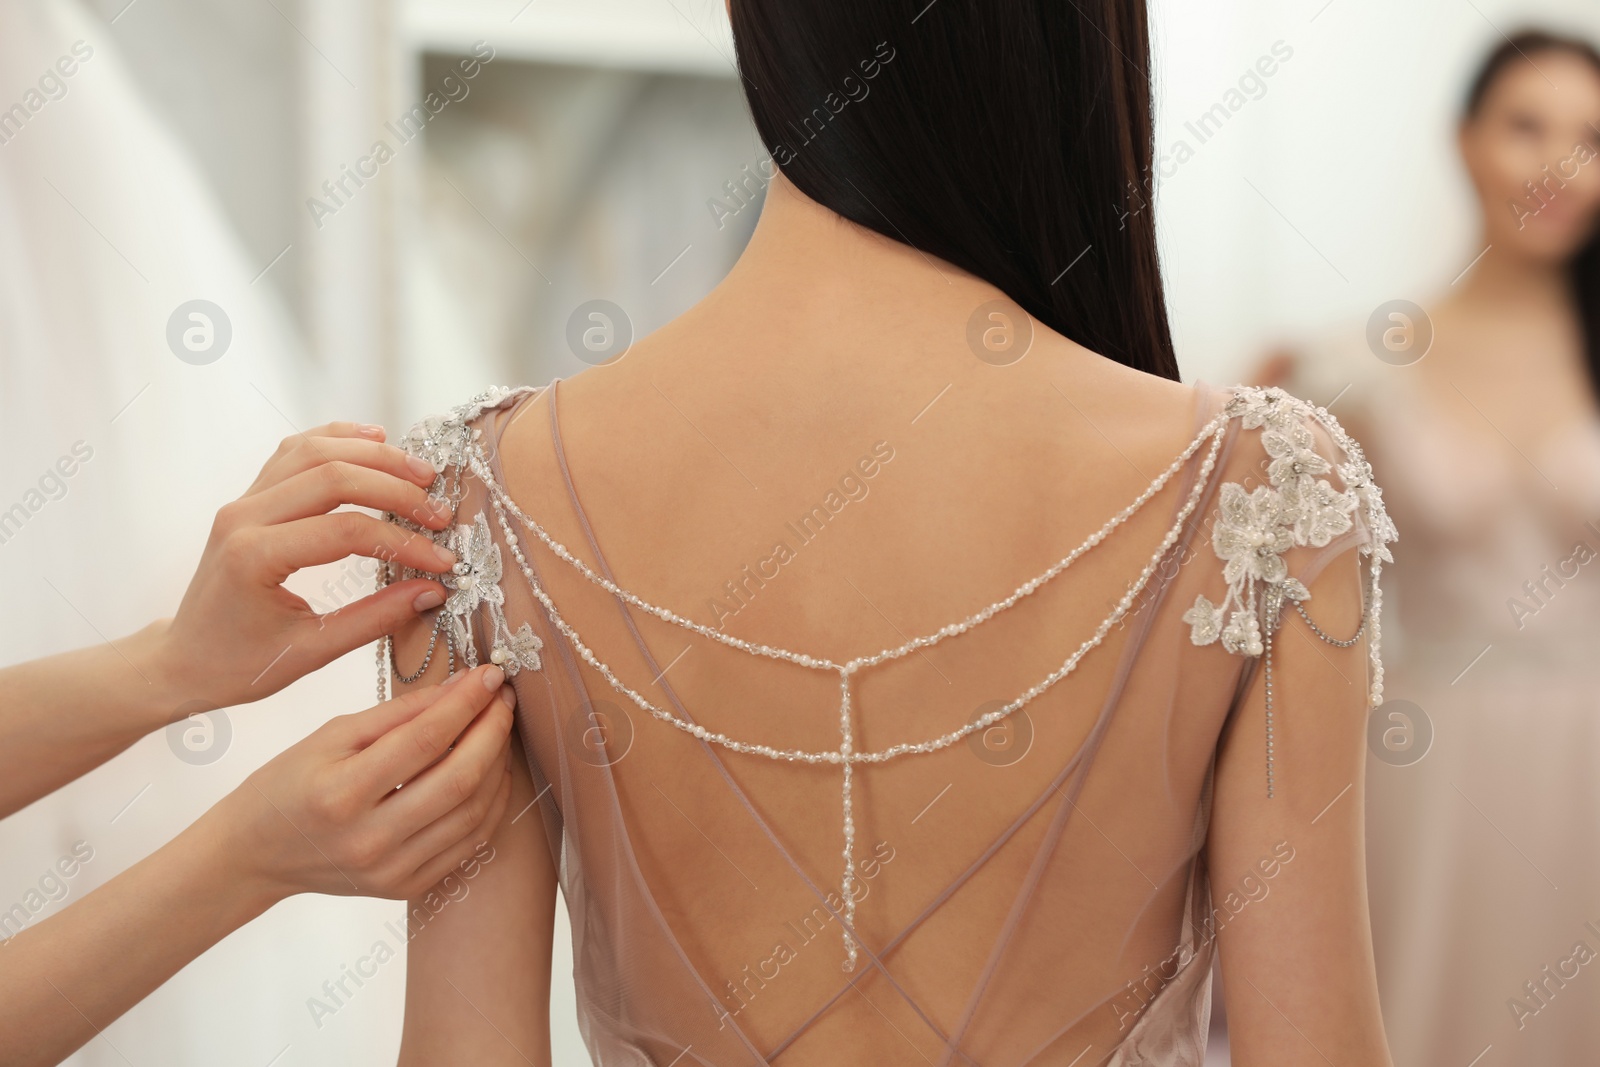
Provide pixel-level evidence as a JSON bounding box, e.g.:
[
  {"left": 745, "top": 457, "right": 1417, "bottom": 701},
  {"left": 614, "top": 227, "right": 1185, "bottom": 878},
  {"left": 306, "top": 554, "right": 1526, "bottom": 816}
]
[{"left": 1179, "top": 387, "right": 1396, "bottom": 795}]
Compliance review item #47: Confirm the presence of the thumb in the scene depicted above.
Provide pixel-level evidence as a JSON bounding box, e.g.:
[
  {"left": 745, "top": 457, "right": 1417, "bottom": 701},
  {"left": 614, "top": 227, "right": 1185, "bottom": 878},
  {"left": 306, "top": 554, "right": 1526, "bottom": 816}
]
[{"left": 333, "top": 671, "right": 466, "bottom": 751}]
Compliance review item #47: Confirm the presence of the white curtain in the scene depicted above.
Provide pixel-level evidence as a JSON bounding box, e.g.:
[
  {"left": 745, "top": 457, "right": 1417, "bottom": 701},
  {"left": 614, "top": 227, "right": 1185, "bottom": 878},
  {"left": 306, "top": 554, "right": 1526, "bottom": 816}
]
[{"left": 0, "top": 3, "right": 407, "bottom": 1064}]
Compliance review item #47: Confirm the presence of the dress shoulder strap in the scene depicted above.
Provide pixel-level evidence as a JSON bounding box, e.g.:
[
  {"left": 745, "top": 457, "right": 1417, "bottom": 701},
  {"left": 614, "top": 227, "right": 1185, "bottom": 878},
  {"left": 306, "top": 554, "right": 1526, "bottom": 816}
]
[
  {"left": 380, "top": 385, "right": 547, "bottom": 689},
  {"left": 1180, "top": 385, "right": 1399, "bottom": 795}
]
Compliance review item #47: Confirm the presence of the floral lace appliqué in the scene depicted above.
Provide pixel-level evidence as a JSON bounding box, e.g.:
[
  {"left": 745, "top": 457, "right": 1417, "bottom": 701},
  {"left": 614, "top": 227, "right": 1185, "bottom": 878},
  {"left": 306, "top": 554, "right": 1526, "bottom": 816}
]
[
  {"left": 387, "top": 386, "right": 544, "bottom": 678},
  {"left": 1185, "top": 386, "right": 1398, "bottom": 798},
  {"left": 1185, "top": 386, "right": 1394, "bottom": 658}
]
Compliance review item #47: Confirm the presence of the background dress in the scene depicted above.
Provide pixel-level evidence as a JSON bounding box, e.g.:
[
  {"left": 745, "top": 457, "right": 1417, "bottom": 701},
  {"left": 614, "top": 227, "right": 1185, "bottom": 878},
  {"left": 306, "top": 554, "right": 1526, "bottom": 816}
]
[{"left": 1285, "top": 337, "right": 1600, "bottom": 1065}]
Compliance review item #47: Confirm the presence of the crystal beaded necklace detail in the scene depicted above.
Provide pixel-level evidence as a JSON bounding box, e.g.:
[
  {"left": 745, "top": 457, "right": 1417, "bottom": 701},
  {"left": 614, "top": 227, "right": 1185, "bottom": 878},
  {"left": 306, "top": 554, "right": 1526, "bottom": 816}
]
[{"left": 378, "top": 383, "right": 1396, "bottom": 972}]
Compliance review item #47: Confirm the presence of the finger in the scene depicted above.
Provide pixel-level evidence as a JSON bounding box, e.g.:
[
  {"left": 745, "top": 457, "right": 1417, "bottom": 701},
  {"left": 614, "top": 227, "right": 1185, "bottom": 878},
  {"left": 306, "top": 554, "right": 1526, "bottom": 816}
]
[
  {"left": 332, "top": 670, "right": 475, "bottom": 751},
  {"left": 248, "top": 423, "right": 386, "bottom": 489},
  {"left": 261, "top": 512, "right": 456, "bottom": 579},
  {"left": 386, "top": 735, "right": 511, "bottom": 872},
  {"left": 397, "top": 763, "right": 513, "bottom": 893},
  {"left": 247, "top": 437, "right": 437, "bottom": 496},
  {"left": 302, "top": 577, "right": 452, "bottom": 672},
  {"left": 381, "top": 686, "right": 517, "bottom": 828},
  {"left": 328, "top": 677, "right": 459, "bottom": 752},
  {"left": 356, "top": 665, "right": 508, "bottom": 792},
  {"left": 237, "top": 463, "right": 453, "bottom": 530},
  {"left": 303, "top": 421, "right": 386, "bottom": 441}
]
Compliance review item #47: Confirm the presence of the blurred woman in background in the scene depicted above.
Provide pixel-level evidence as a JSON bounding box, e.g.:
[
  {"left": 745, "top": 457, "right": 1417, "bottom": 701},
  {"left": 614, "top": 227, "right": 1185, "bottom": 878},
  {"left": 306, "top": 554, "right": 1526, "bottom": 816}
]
[{"left": 1260, "top": 29, "right": 1600, "bottom": 1065}]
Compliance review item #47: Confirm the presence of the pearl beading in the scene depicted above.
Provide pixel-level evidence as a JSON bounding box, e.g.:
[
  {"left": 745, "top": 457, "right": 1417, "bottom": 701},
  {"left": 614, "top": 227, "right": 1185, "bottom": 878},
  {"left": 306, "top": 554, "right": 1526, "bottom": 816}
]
[
  {"left": 378, "top": 383, "right": 1398, "bottom": 972},
  {"left": 460, "top": 422, "right": 1228, "bottom": 970},
  {"left": 467, "top": 413, "right": 1232, "bottom": 674}
]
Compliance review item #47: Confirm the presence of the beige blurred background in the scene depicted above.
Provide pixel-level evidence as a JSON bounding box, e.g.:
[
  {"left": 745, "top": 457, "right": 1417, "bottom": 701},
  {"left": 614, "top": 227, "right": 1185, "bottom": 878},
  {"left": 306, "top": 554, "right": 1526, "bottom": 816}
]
[{"left": 1, "top": 0, "right": 1598, "bottom": 1064}]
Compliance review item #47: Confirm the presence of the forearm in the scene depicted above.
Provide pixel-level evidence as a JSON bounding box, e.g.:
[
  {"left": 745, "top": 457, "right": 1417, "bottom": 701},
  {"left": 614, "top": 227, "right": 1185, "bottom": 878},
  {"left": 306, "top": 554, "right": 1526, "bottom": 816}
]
[
  {"left": 0, "top": 804, "right": 281, "bottom": 1067},
  {"left": 0, "top": 621, "right": 182, "bottom": 817}
]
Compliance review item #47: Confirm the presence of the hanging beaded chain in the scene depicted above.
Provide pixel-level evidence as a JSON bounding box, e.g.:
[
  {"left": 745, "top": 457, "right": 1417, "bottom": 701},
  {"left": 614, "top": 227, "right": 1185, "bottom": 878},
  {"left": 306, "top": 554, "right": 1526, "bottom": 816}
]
[
  {"left": 376, "top": 384, "right": 1397, "bottom": 970},
  {"left": 377, "top": 455, "right": 474, "bottom": 705},
  {"left": 1256, "top": 570, "right": 1379, "bottom": 797}
]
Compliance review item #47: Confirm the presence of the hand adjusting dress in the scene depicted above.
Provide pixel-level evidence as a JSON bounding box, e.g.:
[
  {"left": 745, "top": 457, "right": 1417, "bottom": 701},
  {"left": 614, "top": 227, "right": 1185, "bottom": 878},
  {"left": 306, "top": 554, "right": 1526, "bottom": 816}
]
[{"left": 379, "top": 381, "right": 1396, "bottom": 1066}]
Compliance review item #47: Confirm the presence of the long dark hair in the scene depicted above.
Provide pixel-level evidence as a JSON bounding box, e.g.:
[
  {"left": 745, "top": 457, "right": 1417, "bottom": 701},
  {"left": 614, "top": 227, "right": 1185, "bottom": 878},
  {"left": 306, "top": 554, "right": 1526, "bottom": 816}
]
[
  {"left": 1464, "top": 29, "right": 1600, "bottom": 398},
  {"left": 728, "top": 1, "right": 1180, "bottom": 381}
]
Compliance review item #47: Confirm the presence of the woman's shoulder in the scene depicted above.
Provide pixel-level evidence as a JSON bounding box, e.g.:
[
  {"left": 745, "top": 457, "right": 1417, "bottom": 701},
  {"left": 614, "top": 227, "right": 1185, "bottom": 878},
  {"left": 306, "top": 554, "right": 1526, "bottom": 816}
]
[
  {"left": 1181, "top": 382, "right": 1398, "bottom": 655},
  {"left": 396, "top": 384, "right": 546, "bottom": 474},
  {"left": 1209, "top": 384, "right": 1397, "bottom": 559},
  {"left": 391, "top": 376, "right": 1384, "bottom": 495}
]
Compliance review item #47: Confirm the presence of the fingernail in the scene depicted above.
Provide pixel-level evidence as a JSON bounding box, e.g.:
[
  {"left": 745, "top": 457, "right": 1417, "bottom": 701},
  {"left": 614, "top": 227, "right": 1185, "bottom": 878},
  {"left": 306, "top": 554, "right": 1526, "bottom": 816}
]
[
  {"left": 482, "top": 665, "right": 505, "bottom": 691},
  {"left": 359, "top": 424, "right": 386, "bottom": 440},
  {"left": 498, "top": 684, "right": 516, "bottom": 709},
  {"left": 433, "top": 545, "right": 456, "bottom": 568},
  {"left": 412, "top": 589, "right": 445, "bottom": 612},
  {"left": 406, "top": 455, "right": 435, "bottom": 480},
  {"left": 442, "top": 670, "right": 464, "bottom": 687}
]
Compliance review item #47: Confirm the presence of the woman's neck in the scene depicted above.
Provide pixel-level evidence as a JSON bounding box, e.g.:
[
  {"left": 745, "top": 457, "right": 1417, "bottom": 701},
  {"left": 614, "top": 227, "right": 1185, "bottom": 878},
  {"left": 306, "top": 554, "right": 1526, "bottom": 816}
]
[
  {"left": 720, "top": 171, "right": 974, "bottom": 306},
  {"left": 1453, "top": 239, "right": 1572, "bottom": 314},
  {"left": 1427, "top": 222, "right": 1590, "bottom": 415},
  {"left": 650, "top": 171, "right": 1103, "bottom": 389}
]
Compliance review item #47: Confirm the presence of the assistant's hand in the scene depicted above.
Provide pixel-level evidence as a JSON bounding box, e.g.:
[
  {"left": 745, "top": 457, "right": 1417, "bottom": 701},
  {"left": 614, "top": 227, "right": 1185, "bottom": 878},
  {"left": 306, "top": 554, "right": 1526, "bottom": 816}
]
[
  {"left": 210, "top": 663, "right": 516, "bottom": 903},
  {"left": 150, "top": 421, "right": 458, "bottom": 711},
  {"left": 0, "top": 666, "right": 518, "bottom": 1067},
  {"left": 0, "top": 421, "right": 468, "bottom": 818}
]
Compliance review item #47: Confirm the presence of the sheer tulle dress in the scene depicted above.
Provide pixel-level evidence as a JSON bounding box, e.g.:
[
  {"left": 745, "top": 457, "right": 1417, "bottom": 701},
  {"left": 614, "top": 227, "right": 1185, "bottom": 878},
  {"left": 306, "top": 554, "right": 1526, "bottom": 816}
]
[{"left": 381, "top": 379, "right": 1394, "bottom": 1066}]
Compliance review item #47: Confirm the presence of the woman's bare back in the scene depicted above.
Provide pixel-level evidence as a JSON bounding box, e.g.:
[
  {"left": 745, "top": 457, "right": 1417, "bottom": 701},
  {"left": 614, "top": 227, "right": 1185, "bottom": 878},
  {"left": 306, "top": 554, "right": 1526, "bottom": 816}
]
[{"left": 391, "top": 176, "right": 1394, "bottom": 1066}]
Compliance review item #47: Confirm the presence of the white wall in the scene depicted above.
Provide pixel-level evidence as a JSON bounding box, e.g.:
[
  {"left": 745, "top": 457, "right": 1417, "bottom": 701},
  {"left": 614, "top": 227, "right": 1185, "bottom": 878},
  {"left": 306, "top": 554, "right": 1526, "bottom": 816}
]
[
  {"left": 1150, "top": 0, "right": 1600, "bottom": 386},
  {"left": 3, "top": 1, "right": 1599, "bottom": 1065}
]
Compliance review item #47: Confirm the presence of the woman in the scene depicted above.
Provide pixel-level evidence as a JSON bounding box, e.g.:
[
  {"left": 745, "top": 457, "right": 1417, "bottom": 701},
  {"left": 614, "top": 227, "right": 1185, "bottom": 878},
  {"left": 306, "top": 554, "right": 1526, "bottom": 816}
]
[
  {"left": 1260, "top": 30, "right": 1600, "bottom": 1066},
  {"left": 390, "top": 4, "right": 1396, "bottom": 1064}
]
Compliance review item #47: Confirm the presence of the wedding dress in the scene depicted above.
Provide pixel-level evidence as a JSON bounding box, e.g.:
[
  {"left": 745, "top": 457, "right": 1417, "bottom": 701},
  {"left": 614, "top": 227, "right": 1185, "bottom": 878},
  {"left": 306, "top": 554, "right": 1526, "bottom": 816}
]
[{"left": 381, "top": 379, "right": 1395, "bottom": 1065}]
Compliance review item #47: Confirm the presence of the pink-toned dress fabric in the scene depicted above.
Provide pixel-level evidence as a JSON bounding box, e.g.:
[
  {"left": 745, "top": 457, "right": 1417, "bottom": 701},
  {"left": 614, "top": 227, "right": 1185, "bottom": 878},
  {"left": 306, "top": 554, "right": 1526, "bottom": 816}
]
[
  {"left": 391, "top": 379, "right": 1384, "bottom": 1066},
  {"left": 1284, "top": 342, "right": 1600, "bottom": 1065}
]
